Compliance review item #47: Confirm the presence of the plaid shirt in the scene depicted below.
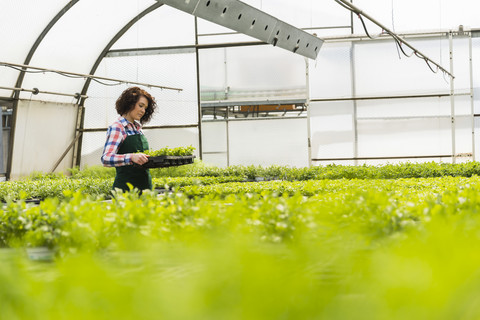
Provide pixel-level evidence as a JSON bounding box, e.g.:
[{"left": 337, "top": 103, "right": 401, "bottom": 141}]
[{"left": 101, "top": 117, "right": 144, "bottom": 167}]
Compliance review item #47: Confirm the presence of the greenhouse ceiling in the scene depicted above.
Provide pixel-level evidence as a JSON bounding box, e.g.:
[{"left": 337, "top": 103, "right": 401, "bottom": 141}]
[
  {"left": 1, "top": 0, "right": 479, "bottom": 103},
  {"left": 0, "top": 0, "right": 325, "bottom": 103}
]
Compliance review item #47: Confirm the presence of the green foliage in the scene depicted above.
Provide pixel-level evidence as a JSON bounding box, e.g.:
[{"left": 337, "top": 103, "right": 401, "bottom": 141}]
[
  {"left": 149, "top": 161, "right": 480, "bottom": 180},
  {"left": 3, "top": 174, "right": 480, "bottom": 318},
  {"left": 2, "top": 176, "right": 480, "bottom": 318},
  {"left": 0, "top": 178, "right": 113, "bottom": 202},
  {"left": 69, "top": 165, "right": 116, "bottom": 179},
  {"left": 142, "top": 145, "right": 195, "bottom": 156}
]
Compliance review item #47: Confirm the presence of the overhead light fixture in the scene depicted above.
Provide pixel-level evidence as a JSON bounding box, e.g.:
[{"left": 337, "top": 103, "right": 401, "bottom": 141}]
[{"left": 157, "top": 0, "right": 323, "bottom": 59}]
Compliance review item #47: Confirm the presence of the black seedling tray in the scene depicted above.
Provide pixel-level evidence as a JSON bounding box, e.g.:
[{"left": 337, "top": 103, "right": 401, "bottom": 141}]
[{"left": 140, "top": 155, "right": 195, "bottom": 168}]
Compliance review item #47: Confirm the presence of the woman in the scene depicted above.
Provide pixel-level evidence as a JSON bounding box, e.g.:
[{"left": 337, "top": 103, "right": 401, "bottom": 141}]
[{"left": 101, "top": 86, "right": 157, "bottom": 192}]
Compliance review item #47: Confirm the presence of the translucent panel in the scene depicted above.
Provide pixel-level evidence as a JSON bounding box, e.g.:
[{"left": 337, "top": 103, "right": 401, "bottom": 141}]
[
  {"left": 452, "top": 37, "right": 473, "bottom": 93},
  {"left": 309, "top": 96, "right": 474, "bottom": 162},
  {"left": 357, "top": 118, "right": 453, "bottom": 157},
  {"left": 202, "top": 122, "right": 228, "bottom": 152},
  {"left": 454, "top": 95, "right": 474, "bottom": 116},
  {"left": 0, "top": 1, "right": 66, "bottom": 63},
  {"left": 354, "top": 38, "right": 452, "bottom": 96},
  {"left": 201, "top": 120, "right": 228, "bottom": 167},
  {"left": 143, "top": 127, "right": 200, "bottom": 153},
  {"left": 354, "top": 0, "right": 480, "bottom": 33},
  {"left": 111, "top": 5, "right": 195, "bottom": 49},
  {"left": 473, "top": 38, "right": 480, "bottom": 117},
  {"left": 309, "top": 42, "right": 352, "bottom": 99},
  {"left": 309, "top": 101, "right": 355, "bottom": 159},
  {"left": 454, "top": 115, "right": 474, "bottom": 155},
  {"left": 262, "top": 0, "right": 350, "bottom": 28},
  {"left": 22, "top": 0, "right": 155, "bottom": 101},
  {"left": 356, "top": 96, "right": 457, "bottom": 118},
  {"left": 475, "top": 118, "right": 480, "bottom": 160},
  {"left": 11, "top": 100, "right": 78, "bottom": 179},
  {"left": 81, "top": 131, "right": 107, "bottom": 168},
  {"left": 84, "top": 53, "right": 198, "bottom": 128},
  {"left": 198, "top": 48, "right": 227, "bottom": 91},
  {"left": 199, "top": 45, "right": 307, "bottom": 101},
  {"left": 0, "top": 0, "right": 67, "bottom": 91},
  {"left": 202, "top": 153, "right": 228, "bottom": 167},
  {"left": 228, "top": 118, "right": 308, "bottom": 167}
]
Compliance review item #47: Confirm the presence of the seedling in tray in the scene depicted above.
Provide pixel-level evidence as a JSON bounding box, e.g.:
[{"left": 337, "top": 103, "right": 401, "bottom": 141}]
[{"left": 136, "top": 146, "right": 196, "bottom": 168}]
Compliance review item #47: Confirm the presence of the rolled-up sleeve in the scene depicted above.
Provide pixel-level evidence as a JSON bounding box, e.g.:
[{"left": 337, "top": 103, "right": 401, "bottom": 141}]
[{"left": 101, "top": 125, "right": 132, "bottom": 167}]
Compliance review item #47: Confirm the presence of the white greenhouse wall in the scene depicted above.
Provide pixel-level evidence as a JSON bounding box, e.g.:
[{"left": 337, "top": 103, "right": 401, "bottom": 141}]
[
  {"left": 227, "top": 118, "right": 308, "bottom": 168},
  {"left": 10, "top": 100, "right": 77, "bottom": 179}
]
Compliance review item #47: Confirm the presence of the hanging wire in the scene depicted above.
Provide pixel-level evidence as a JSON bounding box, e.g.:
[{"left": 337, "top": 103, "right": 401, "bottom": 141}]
[
  {"left": 334, "top": 0, "right": 454, "bottom": 79},
  {"left": 0, "top": 61, "right": 183, "bottom": 91},
  {"left": 391, "top": 0, "right": 402, "bottom": 59}
]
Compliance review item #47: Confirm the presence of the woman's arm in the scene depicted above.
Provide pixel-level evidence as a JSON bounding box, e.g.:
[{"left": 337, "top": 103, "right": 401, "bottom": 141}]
[{"left": 101, "top": 125, "right": 131, "bottom": 167}]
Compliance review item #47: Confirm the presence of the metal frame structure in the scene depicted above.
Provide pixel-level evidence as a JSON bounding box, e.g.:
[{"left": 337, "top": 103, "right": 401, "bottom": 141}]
[
  {"left": 2, "top": 1, "right": 478, "bottom": 176},
  {"left": 311, "top": 28, "right": 475, "bottom": 164},
  {"left": 3, "top": 0, "right": 321, "bottom": 179},
  {"left": 156, "top": 0, "right": 323, "bottom": 60}
]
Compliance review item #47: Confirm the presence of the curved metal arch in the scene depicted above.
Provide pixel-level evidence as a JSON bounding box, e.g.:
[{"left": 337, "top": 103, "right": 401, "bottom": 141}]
[
  {"left": 12, "top": 0, "right": 80, "bottom": 97},
  {"left": 7, "top": 1, "right": 165, "bottom": 177},
  {"left": 7, "top": 0, "right": 80, "bottom": 179},
  {"left": 79, "top": 2, "right": 164, "bottom": 105}
]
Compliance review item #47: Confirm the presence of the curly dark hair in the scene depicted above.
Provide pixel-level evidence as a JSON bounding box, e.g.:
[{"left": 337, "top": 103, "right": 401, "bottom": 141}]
[{"left": 115, "top": 86, "right": 157, "bottom": 124}]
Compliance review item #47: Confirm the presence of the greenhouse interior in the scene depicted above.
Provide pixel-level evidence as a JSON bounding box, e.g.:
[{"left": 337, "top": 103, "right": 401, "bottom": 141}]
[
  {"left": 3, "top": 0, "right": 480, "bottom": 319},
  {"left": 1, "top": 0, "right": 479, "bottom": 180}
]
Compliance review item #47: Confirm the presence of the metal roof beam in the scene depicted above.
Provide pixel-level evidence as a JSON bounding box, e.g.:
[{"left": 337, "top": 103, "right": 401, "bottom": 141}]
[{"left": 156, "top": 0, "right": 323, "bottom": 59}]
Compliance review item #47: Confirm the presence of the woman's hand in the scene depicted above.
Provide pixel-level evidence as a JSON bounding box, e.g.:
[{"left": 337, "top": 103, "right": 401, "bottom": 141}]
[{"left": 131, "top": 153, "right": 149, "bottom": 165}]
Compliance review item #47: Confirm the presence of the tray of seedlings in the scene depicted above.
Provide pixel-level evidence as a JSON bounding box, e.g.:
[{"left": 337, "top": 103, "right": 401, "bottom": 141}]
[{"left": 137, "top": 146, "right": 196, "bottom": 168}]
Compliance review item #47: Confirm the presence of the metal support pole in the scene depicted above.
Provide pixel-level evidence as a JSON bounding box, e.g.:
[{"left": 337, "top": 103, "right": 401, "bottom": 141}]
[
  {"left": 194, "top": 17, "right": 203, "bottom": 160},
  {"left": 51, "top": 132, "right": 83, "bottom": 173},
  {"left": 449, "top": 31, "right": 456, "bottom": 164},
  {"left": 351, "top": 42, "right": 358, "bottom": 165},
  {"left": 0, "top": 108, "right": 4, "bottom": 176},
  {"left": 226, "top": 107, "right": 230, "bottom": 166},
  {"left": 72, "top": 104, "right": 84, "bottom": 168},
  {"left": 305, "top": 57, "right": 312, "bottom": 167},
  {"left": 469, "top": 34, "right": 476, "bottom": 161}
]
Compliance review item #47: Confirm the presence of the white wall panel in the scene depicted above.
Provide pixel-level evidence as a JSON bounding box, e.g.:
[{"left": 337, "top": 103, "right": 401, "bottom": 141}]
[
  {"left": 353, "top": 0, "right": 480, "bottom": 33},
  {"left": 199, "top": 45, "right": 307, "bottom": 101},
  {"left": 202, "top": 153, "right": 228, "bottom": 167},
  {"left": 144, "top": 127, "right": 199, "bottom": 153},
  {"left": 21, "top": 0, "right": 155, "bottom": 102},
  {"left": 112, "top": 5, "right": 195, "bottom": 49},
  {"left": 10, "top": 100, "right": 77, "bottom": 179},
  {"left": 356, "top": 97, "right": 451, "bottom": 118},
  {"left": 202, "top": 122, "right": 227, "bottom": 152},
  {"left": 228, "top": 118, "right": 308, "bottom": 167},
  {"left": 309, "top": 42, "right": 352, "bottom": 99},
  {"left": 309, "top": 101, "right": 355, "bottom": 159},
  {"left": 357, "top": 118, "right": 452, "bottom": 157},
  {"left": 354, "top": 39, "right": 451, "bottom": 97},
  {"left": 0, "top": 0, "right": 67, "bottom": 91}
]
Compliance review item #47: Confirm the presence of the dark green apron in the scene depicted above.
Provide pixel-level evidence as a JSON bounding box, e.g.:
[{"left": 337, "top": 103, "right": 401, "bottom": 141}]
[{"left": 112, "top": 134, "right": 152, "bottom": 192}]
